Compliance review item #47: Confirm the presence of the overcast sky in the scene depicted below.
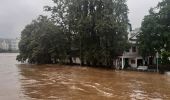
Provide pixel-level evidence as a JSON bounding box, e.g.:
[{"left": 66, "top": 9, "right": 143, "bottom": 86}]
[{"left": 0, "top": 0, "right": 161, "bottom": 38}]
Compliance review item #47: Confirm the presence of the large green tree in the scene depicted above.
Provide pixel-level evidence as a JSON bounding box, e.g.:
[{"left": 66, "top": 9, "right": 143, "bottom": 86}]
[
  {"left": 17, "top": 16, "right": 68, "bottom": 64},
  {"left": 45, "top": 0, "right": 129, "bottom": 67},
  {"left": 138, "top": 0, "right": 170, "bottom": 64},
  {"left": 18, "top": 0, "right": 129, "bottom": 67}
]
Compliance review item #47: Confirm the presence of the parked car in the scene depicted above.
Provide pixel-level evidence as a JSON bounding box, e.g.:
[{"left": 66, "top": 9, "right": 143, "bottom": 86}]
[{"left": 137, "top": 66, "right": 148, "bottom": 71}]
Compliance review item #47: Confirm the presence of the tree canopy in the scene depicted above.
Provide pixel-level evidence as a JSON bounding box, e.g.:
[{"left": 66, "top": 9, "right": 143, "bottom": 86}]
[
  {"left": 138, "top": 0, "right": 170, "bottom": 64},
  {"left": 17, "top": 16, "right": 67, "bottom": 64},
  {"left": 17, "top": 0, "right": 129, "bottom": 67}
]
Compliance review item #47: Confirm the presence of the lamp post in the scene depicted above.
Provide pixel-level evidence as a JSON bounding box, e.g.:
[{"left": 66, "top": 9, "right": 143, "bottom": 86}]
[{"left": 122, "top": 52, "right": 125, "bottom": 70}]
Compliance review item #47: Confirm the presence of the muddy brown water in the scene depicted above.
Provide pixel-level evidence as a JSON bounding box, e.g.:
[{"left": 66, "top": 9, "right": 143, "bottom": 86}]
[{"left": 0, "top": 53, "right": 170, "bottom": 100}]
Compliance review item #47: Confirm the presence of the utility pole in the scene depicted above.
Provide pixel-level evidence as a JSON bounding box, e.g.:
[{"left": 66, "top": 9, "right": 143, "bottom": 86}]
[{"left": 80, "top": 32, "right": 82, "bottom": 66}]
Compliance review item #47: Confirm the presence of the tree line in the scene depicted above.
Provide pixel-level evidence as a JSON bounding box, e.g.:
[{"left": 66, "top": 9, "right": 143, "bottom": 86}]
[
  {"left": 17, "top": 0, "right": 129, "bottom": 67},
  {"left": 17, "top": 0, "right": 170, "bottom": 66}
]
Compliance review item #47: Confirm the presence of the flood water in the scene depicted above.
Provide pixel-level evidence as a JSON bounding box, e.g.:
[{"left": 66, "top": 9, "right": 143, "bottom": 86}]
[{"left": 0, "top": 53, "right": 170, "bottom": 100}]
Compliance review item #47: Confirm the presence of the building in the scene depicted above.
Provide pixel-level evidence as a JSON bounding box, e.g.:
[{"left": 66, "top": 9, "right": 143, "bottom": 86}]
[
  {"left": 114, "top": 28, "right": 144, "bottom": 69},
  {"left": 0, "top": 39, "right": 10, "bottom": 50},
  {"left": 0, "top": 38, "right": 20, "bottom": 51},
  {"left": 10, "top": 38, "right": 20, "bottom": 51}
]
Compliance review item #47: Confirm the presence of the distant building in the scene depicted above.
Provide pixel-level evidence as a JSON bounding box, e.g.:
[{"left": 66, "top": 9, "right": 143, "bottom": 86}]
[
  {"left": 0, "top": 38, "right": 20, "bottom": 51},
  {"left": 10, "top": 38, "right": 20, "bottom": 51},
  {"left": 0, "top": 39, "right": 10, "bottom": 50}
]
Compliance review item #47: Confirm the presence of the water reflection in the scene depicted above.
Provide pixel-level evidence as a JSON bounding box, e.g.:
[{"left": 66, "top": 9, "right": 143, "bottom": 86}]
[{"left": 17, "top": 64, "right": 170, "bottom": 100}]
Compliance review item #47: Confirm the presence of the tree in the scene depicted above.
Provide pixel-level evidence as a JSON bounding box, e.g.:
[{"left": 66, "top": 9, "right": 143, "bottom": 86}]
[
  {"left": 17, "top": 16, "right": 68, "bottom": 64},
  {"left": 45, "top": 0, "right": 129, "bottom": 67},
  {"left": 138, "top": 0, "right": 170, "bottom": 64},
  {"left": 18, "top": 0, "right": 129, "bottom": 67}
]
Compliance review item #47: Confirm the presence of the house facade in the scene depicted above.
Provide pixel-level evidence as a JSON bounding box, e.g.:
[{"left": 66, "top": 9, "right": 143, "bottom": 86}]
[{"left": 114, "top": 28, "right": 144, "bottom": 69}]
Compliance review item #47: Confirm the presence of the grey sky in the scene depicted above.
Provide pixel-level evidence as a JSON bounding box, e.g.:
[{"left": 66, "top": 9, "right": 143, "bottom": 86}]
[
  {"left": 127, "top": 0, "right": 161, "bottom": 29},
  {"left": 0, "top": 0, "right": 161, "bottom": 38}
]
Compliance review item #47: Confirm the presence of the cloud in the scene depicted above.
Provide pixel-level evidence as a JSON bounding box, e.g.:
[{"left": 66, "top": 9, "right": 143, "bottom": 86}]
[
  {"left": 0, "top": 0, "right": 162, "bottom": 38},
  {"left": 127, "top": 0, "right": 161, "bottom": 29},
  {"left": 0, "top": 0, "right": 53, "bottom": 38}
]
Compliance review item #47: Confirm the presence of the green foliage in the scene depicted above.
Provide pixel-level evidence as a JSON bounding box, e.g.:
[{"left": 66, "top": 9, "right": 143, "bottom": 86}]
[
  {"left": 161, "top": 51, "right": 170, "bottom": 64},
  {"left": 18, "top": 0, "right": 129, "bottom": 67},
  {"left": 17, "top": 16, "right": 67, "bottom": 64},
  {"left": 138, "top": 0, "right": 170, "bottom": 63}
]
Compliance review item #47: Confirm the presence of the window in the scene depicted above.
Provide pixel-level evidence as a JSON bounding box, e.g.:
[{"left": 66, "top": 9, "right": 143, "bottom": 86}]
[
  {"left": 131, "top": 60, "right": 135, "bottom": 64},
  {"left": 132, "top": 46, "right": 136, "bottom": 52}
]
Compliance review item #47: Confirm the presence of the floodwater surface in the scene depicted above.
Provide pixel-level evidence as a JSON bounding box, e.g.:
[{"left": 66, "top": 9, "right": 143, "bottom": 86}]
[{"left": 0, "top": 53, "right": 170, "bottom": 100}]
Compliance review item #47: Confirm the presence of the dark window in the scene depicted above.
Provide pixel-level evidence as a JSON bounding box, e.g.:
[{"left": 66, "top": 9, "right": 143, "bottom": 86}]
[
  {"left": 132, "top": 46, "right": 136, "bottom": 52},
  {"left": 131, "top": 60, "right": 135, "bottom": 64}
]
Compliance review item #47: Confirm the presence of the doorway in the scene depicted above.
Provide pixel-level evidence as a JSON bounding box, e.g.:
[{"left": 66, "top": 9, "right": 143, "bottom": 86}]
[{"left": 137, "top": 59, "right": 143, "bottom": 67}]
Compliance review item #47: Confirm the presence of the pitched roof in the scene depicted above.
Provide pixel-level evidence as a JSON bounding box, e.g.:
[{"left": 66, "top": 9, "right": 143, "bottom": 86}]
[{"left": 129, "top": 28, "right": 140, "bottom": 40}]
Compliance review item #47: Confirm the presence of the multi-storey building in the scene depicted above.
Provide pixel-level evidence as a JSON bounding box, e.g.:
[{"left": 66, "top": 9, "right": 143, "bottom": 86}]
[
  {"left": 114, "top": 28, "right": 144, "bottom": 69},
  {"left": 0, "top": 39, "right": 10, "bottom": 50},
  {"left": 0, "top": 38, "right": 20, "bottom": 51},
  {"left": 10, "top": 38, "right": 20, "bottom": 51}
]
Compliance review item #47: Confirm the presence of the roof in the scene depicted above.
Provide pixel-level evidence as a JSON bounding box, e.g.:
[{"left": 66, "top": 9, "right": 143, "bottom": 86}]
[{"left": 129, "top": 28, "right": 140, "bottom": 41}]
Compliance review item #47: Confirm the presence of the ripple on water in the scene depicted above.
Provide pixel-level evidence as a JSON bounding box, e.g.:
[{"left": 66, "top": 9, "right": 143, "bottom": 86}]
[
  {"left": 80, "top": 82, "right": 114, "bottom": 98},
  {"left": 70, "top": 85, "right": 87, "bottom": 92}
]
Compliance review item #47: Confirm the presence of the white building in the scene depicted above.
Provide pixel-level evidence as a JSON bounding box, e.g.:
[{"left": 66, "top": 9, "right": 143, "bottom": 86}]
[
  {"left": 0, "top": 38, "right": 20, "bottom": 51},
  {"left": 10, "top": 38, "right": 20, "bottom": 51},
  {"left": 1, "top": 40, "right": 9, "bottom": 50},
  {"left": 114, "top": 28, "right": 144, "bottom": 69}
]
